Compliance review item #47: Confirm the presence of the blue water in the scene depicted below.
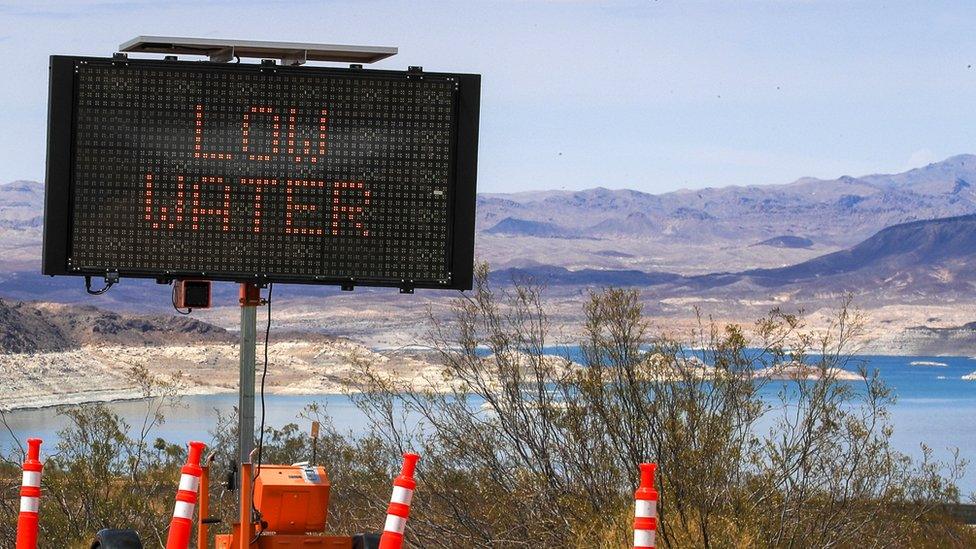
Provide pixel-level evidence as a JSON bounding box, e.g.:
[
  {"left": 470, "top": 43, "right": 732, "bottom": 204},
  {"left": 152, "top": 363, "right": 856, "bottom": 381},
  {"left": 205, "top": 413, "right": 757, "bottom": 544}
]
[{"left": 2, "top": 353, "right": 974, "bottom": 494}]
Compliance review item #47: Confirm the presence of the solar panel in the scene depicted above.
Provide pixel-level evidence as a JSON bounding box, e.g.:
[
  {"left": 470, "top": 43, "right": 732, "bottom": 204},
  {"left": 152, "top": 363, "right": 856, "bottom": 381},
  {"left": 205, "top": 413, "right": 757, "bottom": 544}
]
[{"left": 118, "top": 36, "right": 398, "bottom": 65}]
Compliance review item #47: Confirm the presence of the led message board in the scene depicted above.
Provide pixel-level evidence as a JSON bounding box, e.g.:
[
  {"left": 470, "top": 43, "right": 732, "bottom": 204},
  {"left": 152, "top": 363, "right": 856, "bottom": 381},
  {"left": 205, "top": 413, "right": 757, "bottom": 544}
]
[{"left": 43, "top": 56, "right": 480, "bottom": 290}]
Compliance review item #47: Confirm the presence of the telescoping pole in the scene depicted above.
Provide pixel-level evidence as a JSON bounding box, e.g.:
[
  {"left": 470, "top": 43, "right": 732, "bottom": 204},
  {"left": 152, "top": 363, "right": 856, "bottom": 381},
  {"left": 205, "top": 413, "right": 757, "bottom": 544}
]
[
  {"left": 198, "top": 452, "right": 215, "bottom": 549},
  {"left": 238, "top": 283, "right": 260, "bottom": 500}
]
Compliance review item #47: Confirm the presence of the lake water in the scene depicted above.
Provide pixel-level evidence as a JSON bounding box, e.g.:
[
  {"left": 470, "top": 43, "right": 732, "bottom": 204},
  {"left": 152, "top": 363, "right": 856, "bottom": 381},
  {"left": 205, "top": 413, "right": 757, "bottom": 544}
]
[{"left": 2, "top": 352, "right": 975, "bottom": 494}]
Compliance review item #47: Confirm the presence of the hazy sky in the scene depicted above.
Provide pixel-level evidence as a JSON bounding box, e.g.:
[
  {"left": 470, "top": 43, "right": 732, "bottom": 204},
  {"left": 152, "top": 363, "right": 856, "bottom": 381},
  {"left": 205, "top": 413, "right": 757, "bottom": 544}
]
[{"left": 1, "top": 0, "right": 974, "bottom": 194}]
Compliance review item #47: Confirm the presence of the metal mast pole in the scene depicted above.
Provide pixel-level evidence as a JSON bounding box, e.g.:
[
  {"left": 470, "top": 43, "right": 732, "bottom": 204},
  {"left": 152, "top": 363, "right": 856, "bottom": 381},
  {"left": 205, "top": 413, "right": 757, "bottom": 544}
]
[{"left": 238, "top": 284, "right": 260, "bottom": 491}]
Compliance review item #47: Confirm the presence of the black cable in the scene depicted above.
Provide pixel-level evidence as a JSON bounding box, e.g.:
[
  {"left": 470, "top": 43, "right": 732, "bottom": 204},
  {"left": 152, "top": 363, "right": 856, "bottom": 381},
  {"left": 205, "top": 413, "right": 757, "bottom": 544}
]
[
  {"left": 85, "top": 275, "right": 114, "bottom": 295},
  {"left": 250, "top": 283, "right": 273, "bottom": 542},
  {"left": 256, "top": 283, "right": 272, "bottom": 467},
  {"left": 171, "top": 283, "right": 191, "bottom": 315}
]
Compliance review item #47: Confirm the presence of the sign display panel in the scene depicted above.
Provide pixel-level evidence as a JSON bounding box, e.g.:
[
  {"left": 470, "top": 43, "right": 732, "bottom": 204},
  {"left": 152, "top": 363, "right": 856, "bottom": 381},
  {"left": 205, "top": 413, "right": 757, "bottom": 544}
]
[{"left": 44, "top": 56, "right": 480, "bottom": 290}]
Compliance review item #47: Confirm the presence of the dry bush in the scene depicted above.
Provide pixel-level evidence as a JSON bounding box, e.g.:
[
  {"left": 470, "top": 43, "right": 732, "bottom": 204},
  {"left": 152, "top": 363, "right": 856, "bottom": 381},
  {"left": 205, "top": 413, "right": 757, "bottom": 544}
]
[{"left": 350, "top": 266, "right": 973, "bottom": 548}]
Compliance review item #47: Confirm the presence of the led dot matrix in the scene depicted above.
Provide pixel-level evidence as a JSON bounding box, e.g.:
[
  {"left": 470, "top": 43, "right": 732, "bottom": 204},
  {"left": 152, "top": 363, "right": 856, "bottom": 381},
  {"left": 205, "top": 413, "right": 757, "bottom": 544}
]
[{"left": 68, "top": 60, "right": 464, "bottom": 286}]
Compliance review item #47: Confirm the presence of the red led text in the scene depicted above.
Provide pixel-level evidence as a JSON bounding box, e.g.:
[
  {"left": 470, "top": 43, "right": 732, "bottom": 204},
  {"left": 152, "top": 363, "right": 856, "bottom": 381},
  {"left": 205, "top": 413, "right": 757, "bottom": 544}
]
[{"left": 145, "top": 104, "right": 368, "bottom": 237}]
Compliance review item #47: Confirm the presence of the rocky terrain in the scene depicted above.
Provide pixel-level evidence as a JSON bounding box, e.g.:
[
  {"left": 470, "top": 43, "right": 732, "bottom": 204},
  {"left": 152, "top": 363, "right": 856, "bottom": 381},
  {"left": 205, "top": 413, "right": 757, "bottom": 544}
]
[
  {"left": 0, "top": 299, "right": 446, "bottom": 411},
  {"left": 0, "top": 298, "right": 231, "bottom": 353},
  {"left": 495, "top": 213, "right": 976, "bottom": 297},
  {"left": 865, "top": 322, "right": 976, "bottom": 357},
  {"left": 0, "top": 339, "right": 443, "bottom": 411}
]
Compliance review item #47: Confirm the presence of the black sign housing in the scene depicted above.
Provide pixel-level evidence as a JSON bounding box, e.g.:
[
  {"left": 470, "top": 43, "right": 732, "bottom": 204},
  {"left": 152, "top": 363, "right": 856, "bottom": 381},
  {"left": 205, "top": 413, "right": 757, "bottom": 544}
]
[{"left": 44, "top": 56, "right": 480, "bottom": 290}]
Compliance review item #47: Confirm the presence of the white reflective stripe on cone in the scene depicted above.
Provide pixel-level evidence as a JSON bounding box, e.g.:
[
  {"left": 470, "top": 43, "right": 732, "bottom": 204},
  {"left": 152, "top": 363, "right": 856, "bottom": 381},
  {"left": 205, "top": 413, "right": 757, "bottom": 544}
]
[
  {"left": 178, "top": 473, "right": 200, "bottom": 493},
  {"left": 384, "top": 514, "right": 407, "bottom": 534},
  {"left": 20, "top": 496, "right": 39, "bottom": 514},
  {"left": 635, "top": 500, "right": 656, "bottom": 518},
  {"left": 391, "top": 486, "right": 414, "bottom": 506},
  {"left": 22, "top": 471, "right": 41, "bottom": 488},
  {"left": 634, "top": 529, "right": 656, "bottom": 548},
  {"left": 173, "top": 500, "right": 195, "bottom": 520}
]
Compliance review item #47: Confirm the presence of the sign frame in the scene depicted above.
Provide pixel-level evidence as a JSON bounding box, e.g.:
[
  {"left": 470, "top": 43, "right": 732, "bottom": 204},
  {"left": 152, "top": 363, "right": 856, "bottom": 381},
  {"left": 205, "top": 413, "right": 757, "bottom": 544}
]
[{"left": 43, "top": 55, "right": 480, "bottom": 291}]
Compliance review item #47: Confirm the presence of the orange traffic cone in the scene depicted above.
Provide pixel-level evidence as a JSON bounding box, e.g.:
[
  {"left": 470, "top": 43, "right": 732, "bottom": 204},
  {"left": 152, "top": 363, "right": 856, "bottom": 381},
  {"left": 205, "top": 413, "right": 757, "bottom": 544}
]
[
  {"left": 166, "top": 441, "right": 206, "bottom": 549},
  {"left": 633, "top": 463, "right": 658, "bottom": 549},
  {"left": 16, "top": 438, "right": 43, "bottom": 549},
  {"left": 378, "top": 452, "right": 420, "bottom": 549}
]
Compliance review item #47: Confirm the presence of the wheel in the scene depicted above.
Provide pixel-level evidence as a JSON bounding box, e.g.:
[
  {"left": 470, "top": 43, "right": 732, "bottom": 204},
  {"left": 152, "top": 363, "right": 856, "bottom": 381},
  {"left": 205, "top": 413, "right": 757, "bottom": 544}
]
[{"left": 90, "top": 528, "right": 143, "bottom": 549}]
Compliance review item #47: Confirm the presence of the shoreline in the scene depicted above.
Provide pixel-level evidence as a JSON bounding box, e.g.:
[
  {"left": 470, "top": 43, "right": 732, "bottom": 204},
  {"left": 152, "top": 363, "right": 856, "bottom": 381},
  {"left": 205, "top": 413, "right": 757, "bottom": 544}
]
[
  {"left": 0, "top": 386, "right": 353, "bottom": 414},
  {"left": 4, "top": 365, "right": 975, "bottom": 414},
  {"left": 3, "top": 336, "right": 975, "bottom": 413}
]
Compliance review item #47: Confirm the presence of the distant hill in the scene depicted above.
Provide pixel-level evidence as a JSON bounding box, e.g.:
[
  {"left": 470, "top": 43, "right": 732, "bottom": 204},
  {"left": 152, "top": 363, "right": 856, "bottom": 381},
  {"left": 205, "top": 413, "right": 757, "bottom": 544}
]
[
  {"left": 0, "top": 180, "right": 43, "bottom": 229},
  {"left": 484, "top": 217, "right": 578, "bottom": 238},
  {"left": 490, "top": 214, "right": 976, "bottom": 304},
  {"left": 753, "top": 236, "right": 814, "bottom": 249},
  {"left": 736, "top": 214, "right": 976, "bottom": 292},
  {"left": 490, "top": 265, "right": 680, "bottom": 286},
  {"left": 0, "top": 298, "right": 232, "bottom": 353},
  {"left": 0, "top": 180, "right": 44, "bottom": 271}
]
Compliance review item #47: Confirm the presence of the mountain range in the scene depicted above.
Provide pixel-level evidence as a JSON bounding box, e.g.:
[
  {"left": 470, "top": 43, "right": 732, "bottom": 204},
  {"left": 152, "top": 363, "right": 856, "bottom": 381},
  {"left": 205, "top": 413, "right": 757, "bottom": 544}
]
[
  {"left": 476, "top": 154, "right": 976, "bottom": 275},
  {"left": 477, "top": 154, "right": 976, "bottom": 246}
]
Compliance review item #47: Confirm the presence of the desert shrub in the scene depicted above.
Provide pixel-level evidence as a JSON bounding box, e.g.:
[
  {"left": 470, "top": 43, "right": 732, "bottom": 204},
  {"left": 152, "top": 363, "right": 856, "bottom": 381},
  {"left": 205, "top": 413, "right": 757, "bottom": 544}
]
[{"left": 349, "top": 265, "right": 973, "bottom": 547}]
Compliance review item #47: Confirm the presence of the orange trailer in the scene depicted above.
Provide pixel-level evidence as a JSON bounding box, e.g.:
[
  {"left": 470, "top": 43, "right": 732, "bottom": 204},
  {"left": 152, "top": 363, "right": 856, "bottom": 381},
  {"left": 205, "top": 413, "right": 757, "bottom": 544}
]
[{"left": 214, "top": 463, "right": 363, "bottom": 549}]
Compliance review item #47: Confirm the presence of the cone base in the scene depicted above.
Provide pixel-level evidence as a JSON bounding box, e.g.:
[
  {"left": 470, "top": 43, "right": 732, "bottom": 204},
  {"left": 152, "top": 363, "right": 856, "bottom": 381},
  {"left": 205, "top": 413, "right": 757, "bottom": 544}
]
[
  {"left": 379, "top": 531, "right": 404, "bottom": 549},
  {"left": 16, "top": 514, "right": 39, "bottom": 549}
]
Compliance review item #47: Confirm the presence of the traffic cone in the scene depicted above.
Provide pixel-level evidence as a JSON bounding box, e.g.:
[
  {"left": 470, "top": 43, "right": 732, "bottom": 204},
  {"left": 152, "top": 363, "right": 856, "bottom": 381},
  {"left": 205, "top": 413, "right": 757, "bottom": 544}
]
[
  {"left": 633, "top": 463, "right": 658, "bottom": 549},
  {"left": 16, "top": 438, "right": 43, "bottom": 549},
  {"left": 166, "top": 441, "right": 206, "bottom": 549},
  {"left": 378, "top": 452, "right": 420, "bottom": 549}
]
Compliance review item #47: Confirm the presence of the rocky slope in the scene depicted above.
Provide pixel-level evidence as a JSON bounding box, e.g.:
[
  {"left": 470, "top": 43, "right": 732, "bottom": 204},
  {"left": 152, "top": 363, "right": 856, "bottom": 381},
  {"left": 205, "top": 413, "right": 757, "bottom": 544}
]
[
  {"left": 864, "top": 322, "right": 976, "bottom": 357},
  {"left": 496, "top": 212, "right": 976, "bottom": 298},
  {"left": 0, "top": 298, "right": 232, "bottom": 353},
  {"left": 0, "top": 297, "right": 446, "bottom": 410},
  {"left": 720, "top": 213, "right": 976, "bottom": 294}
]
